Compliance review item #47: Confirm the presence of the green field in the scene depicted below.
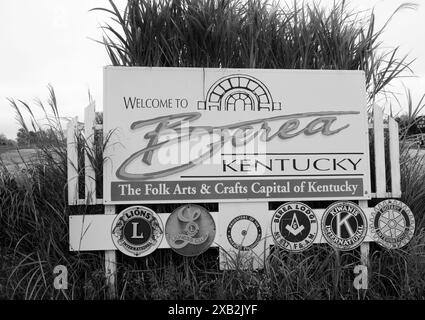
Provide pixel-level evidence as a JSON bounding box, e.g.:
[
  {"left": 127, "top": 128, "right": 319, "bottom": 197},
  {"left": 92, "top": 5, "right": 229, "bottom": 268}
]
[{"left": 0, "top": 148, "right": 38, "bottom": 170}]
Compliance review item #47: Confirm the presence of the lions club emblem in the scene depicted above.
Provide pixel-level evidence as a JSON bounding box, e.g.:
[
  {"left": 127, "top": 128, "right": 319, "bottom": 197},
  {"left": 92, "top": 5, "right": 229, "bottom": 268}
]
[{"left": 111, "top": 206, "right": 164, "bottom": 257}]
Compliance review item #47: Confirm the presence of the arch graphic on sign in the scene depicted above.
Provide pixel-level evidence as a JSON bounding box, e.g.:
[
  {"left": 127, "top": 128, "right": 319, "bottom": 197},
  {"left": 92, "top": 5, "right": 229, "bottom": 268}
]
[{"left": 198, "top": 74, "right": 282, "bottom": 112}]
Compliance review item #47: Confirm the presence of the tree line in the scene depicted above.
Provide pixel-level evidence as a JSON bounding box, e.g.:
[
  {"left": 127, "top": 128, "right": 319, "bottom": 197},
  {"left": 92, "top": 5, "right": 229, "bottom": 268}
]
[{"left": 1, "top": 127, "right": 63, "bottom": 148}]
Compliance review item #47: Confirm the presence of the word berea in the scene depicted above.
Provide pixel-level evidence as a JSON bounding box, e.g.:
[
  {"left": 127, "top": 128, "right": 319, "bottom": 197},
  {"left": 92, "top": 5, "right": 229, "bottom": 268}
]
[{"left": 116, "top": 111, "right": 357, "bottom": 180}]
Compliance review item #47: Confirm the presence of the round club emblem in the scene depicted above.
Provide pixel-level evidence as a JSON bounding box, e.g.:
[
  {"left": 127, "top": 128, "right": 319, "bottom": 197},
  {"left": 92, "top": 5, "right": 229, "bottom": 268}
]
[
  {"left": 271, "top": 202, "right": 318, "bottom": 252},
  {"left": 227, "top": 215, "right": 262, "bottom": 251},
  {"left": 322, "top": 201, "right": 367, "bottom": 251},
  {"left": 111, "top": 206, "right": 164, "bottom": 257},
  {"left": 371, "top": 199, "right": 415, "bottom": 249},
  {"left": 165, "top": 204, "right": 216, "bottom": 257}
]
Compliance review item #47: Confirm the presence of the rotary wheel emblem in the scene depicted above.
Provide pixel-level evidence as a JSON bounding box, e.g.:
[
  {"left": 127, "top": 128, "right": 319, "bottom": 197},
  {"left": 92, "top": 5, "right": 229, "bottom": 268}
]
[{"left": 371, "top": 199, "right": 415, "bottom": 249}]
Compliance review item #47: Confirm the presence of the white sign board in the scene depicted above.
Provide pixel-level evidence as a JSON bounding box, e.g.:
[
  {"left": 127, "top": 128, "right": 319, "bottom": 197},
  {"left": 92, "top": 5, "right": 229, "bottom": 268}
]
[{"left": 103, "top": 67, "right": 371, "bottom": 204}]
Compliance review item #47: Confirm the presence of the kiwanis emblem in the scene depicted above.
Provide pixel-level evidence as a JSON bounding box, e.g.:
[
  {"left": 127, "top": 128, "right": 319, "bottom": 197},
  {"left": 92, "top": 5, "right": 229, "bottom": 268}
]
[
  {"left": 111, "top": 206, "right": 164, "bottom": 257},
  {"left": 271, "top": 202, "right": 318, "bottom": 252},
  {"left": 322, "top": 201, "right": 367, "bottom": 251},
  {"left": 370, "top": 199, "right": 415, "bottom": 249},
  {"left": 227, "top": 215, "right": 262, "bottom": 251},
  {"left": 165, "top": 204, "right": 216, "bottom": 256}
]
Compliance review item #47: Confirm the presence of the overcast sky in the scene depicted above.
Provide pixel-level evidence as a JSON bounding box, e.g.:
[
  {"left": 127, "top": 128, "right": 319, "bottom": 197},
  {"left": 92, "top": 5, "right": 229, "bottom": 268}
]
[{"left": 1, "top": 0, "right": 424, "bottom": 139}]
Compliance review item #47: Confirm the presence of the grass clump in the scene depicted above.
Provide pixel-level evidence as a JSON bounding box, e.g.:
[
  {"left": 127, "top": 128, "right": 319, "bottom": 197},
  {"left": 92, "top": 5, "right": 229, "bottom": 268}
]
[{"left": 94, "top": 0, "right": 414, "bottom": 103}]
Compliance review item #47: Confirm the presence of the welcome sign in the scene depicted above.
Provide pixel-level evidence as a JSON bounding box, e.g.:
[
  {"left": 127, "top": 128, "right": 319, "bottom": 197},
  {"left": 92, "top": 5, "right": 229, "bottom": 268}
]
[{"left": 103, "top": 67, "right": 371, "bottom": 204}]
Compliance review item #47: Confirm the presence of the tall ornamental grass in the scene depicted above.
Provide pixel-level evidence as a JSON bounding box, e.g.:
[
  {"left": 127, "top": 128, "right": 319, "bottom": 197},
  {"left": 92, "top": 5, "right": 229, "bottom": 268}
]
[
  {"left": 93, "top": 0, "right": 414, "bottom": 103},
  {"left": 1, "top": 0, "right": 424, "bottom": 299}
]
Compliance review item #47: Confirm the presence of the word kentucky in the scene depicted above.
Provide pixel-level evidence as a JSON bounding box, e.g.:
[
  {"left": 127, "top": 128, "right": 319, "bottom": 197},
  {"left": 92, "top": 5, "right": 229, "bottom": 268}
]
[
  {"left": 116, "top": 111, "right": 359, "bottom": 180},
  {"left": 222, "top": 157, "right": 362, "bottom": 173}
]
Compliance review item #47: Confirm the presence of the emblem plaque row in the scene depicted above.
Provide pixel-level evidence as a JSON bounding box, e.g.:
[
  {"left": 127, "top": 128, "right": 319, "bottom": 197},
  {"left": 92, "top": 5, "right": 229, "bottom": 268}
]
[{"left": 111, "top": 200, "right": 415, "bottom": 257}]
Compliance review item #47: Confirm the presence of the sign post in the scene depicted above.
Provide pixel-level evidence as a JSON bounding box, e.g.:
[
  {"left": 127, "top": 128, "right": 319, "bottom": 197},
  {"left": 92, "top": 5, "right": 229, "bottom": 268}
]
[{"left": 105, "top": 205, "right": 117, "bottom": 299}]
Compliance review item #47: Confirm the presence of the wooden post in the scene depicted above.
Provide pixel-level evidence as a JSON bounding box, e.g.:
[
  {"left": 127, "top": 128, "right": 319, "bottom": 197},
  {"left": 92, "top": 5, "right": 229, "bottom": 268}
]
[
  {"left": 67, "top": 117, "right": 79, "bottom": 205},
  {"left": 373, "top": 105, "right": 386, "bottom": 198},
  {"left": 389, "top": 117, "right": 401, "bottom": 198},
  {"left": 359, "top": 201, "right": 370, "bottom": 265},
  {"left": 84, "top": 103, "right": 97, "bottom": 205},
  {"left": 105, "top": 205, "right": 117, "bottom": 299},
  {"left": 359, "top": 200, "right": 370, "bottom": 291},
  {"left": 334, "top": 249, "right": 341, "bottom": 298},
  {"left": 360, "top": 242, "right": 370, "bottom": 268}
]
